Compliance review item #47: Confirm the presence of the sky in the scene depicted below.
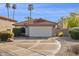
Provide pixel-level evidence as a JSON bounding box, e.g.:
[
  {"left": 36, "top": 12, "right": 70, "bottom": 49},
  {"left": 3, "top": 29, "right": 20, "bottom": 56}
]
[{"left": 0, "top": 3, "right": 79, "bottom": 22}]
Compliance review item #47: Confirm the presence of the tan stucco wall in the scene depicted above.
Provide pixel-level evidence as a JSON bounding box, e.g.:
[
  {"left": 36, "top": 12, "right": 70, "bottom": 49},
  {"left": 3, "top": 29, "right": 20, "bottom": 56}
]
[{"left": 0, "top": 19, "right": 16, "bottom": 32}]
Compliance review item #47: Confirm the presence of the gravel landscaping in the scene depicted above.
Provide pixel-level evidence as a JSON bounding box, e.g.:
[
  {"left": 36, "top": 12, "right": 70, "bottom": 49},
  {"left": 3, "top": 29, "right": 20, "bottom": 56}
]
[{"left": 55, "top": 37, "right": 79, "bottom": 56}]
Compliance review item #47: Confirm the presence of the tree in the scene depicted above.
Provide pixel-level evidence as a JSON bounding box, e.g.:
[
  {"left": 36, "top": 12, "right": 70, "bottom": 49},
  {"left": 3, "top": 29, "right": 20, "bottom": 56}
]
[
  {"left": 28, "top": 4, "right": 33, "bottom": 20},
  {"left": 63, "top": 12, "right": 79, "bottom": 28},
  {"left": 12, "top": 4, "right": 16, "bottom": 19},
  {"left": 5, "top": 3, "right": 10, "bottom": 17}
]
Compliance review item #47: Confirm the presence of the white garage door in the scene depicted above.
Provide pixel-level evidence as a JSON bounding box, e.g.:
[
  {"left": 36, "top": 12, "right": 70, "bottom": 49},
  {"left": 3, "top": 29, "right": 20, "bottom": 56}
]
[{"left": 29, "top": 26, "right": 53, "bottom": 37}]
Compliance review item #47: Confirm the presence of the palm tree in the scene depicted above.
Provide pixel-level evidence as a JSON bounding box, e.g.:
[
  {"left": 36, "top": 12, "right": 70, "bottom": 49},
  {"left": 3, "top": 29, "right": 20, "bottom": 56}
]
[
  {"left": 5, "top": 3, "right": 10, "bottom": 17},
  {"left": 12, "top": 4, "right": 16, "bottom": 19},
  {"left": 28, "top": 4, "right": 33, "bottom": 20}
]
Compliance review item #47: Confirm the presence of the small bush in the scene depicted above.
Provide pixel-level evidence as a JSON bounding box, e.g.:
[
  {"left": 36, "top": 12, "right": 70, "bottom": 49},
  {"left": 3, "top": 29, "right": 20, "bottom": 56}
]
[
  {"left": 7, "top": 32, "right": 14, "bottom": 38},
  {"left": 57, "top": 32, "right": 64, "bottom": 37},
  {"left": 0, "top": 32, "right": 8, "bottom": 41},
  {"left": 69, "top": 27, "right": 79, "bottom": 40},
  {"left": 0, "top": 32, "right": 14, "bottom": 41}
]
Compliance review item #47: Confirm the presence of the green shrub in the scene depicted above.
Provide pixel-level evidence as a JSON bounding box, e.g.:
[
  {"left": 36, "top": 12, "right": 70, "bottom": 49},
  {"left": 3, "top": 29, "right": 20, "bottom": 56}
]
[
  {"left": 7, "top": 32, "right": 14, "bottom": 38},
  {"left": 69, "top": 27, "right": 79, "bottom": 40},
  {"left": 0, "top": 32, "right": 8, "bottom": 41},
  {"left": 0, "top": 32, "right": 14, "bottom": 41}
]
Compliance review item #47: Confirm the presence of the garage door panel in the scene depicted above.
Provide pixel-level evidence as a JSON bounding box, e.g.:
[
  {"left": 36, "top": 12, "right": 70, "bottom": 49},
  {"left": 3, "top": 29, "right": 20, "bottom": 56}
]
[{"left": 29, "top": 26, "right": 53, "bottom": 37}]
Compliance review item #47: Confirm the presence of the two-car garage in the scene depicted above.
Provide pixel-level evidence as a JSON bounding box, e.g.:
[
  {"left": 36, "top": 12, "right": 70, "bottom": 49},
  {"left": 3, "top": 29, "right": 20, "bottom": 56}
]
[{"left": 26, "top": 26, "right": 53, "bottom": 37}]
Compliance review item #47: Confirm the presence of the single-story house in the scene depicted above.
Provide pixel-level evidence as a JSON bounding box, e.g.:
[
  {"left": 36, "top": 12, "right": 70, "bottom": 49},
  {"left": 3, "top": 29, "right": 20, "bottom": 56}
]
[
  {"left": 14, "top": 18, "right": 57, "bottom": 37},
  {"left": 0, "top": 16, "right": 17, "bottom": 32}
]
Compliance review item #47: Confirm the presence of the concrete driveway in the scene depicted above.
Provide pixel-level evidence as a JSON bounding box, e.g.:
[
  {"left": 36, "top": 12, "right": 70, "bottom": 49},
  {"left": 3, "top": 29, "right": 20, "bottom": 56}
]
[{"left": 0, "top": 37, "right": 61, "bottom": 56}]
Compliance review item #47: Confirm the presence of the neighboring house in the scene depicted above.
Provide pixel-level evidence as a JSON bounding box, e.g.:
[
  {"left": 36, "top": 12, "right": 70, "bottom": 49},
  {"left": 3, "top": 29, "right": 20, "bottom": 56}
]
[
  {"left": 0, "top": 16, "right": 17, "bottom": 32},
  {"left": 14, "top": 18, "right": 57, "bottom": 37}
]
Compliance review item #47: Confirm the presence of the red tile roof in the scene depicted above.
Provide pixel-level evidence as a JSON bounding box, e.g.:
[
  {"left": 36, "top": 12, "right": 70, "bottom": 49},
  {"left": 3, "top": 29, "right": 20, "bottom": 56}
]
[
  {"left": 0, "top": 16, "right": 17, "bottom": 22},
  {"left": 14, "top": 18, "right": 57, "bottom": 26}
]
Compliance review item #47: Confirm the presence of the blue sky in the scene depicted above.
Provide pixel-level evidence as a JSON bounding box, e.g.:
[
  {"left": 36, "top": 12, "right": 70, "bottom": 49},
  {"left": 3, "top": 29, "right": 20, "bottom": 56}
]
[{"left": 0, "top": 3, "right": 79, "bottom": 22}]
